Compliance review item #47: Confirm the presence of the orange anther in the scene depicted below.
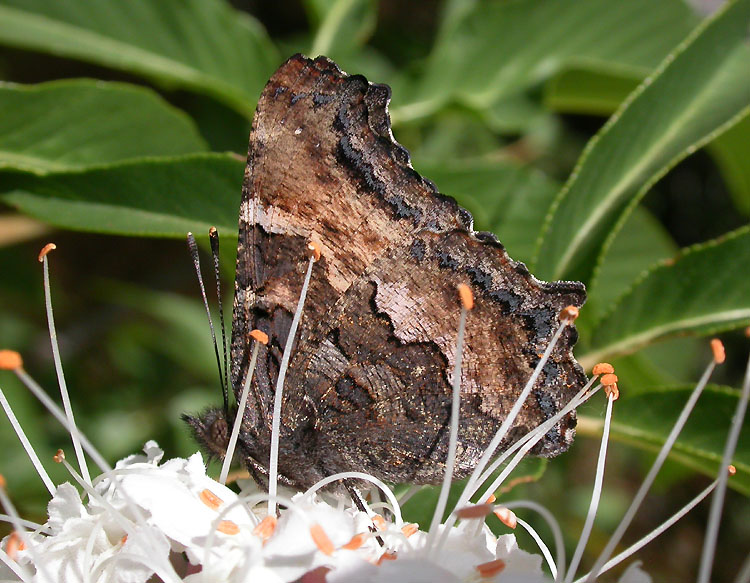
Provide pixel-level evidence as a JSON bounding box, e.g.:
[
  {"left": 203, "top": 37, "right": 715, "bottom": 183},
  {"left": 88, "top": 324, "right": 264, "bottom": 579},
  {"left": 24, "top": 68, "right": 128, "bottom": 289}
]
[
  {"left": 371, "top": 514, "right": 386, "bottom": 530},
  {"left": 120, "top": 535, "right": 128, "bottom": 545},
  {"left": 38, "top": 243, "right": 56, "bottom": 262},
  {"left": 455, "top": 503, "right": 493, "bottom": 520},
  {"left": 710, "top": 339, "right": 725, "bottom": 364},
  {"left": 5, "top": 532, "right": 23, "bottom": 560},
  {"left": 476, "top": 559, "right": 506, "bottom": 578},
  {"left": 745, "top": 326, "right": 750, "bottom": 338},
  {"left": 559, "top": 305, "right": 579, "bottom": 322},
  {"left": 199, "top": 489, "right": 224, "bottom": 510},
  {"left": 458, "top": 284, "right": 474, "bottom": 311},
  {"left": 53, "top": 449, "right": 65, "bottom": 463},
  {"left": 493, "top": 507, "right": 517, "bottom": 529},
  {"left": 216, "top": 520, "right": 240, "bottom": 535},
  {"left": 600, "top": 373, "right": 618, "bottom": 387},
  {"left": 376, "top": 551, "right": 397, "bottom": 565},
  {"left": 0, "top": 475, "right": 5, "bottom": 489},
  {"left": 592, "top": 362, "right": 614, "bottom": 376},
  {"left": 484, "top": 493, "right": 496, "bottom": 504},
  {"left": 728, "top": 465, "right": 736, "bottom": 476},
  {"left": 307, "top": 241, "right": 322, "bottom": 262},
  {"left": 0, "top": 350, "right": 22, "bottom": 370},
  {"left": 401, "top": 523, "right": 419, "bottom": 537},
  {"left": 253, "top": 515, "right": 277, "bottom": 540},
  {"left": 309, "top": 523, "right": 334, "bottom": 556},
  {"left": 342, "top": 533, "right": 366, "bottom": 550},
  {"left": 604, "top": 383, "right": 620, "bottom": 401},
  {"left": 250, "top": 329, "right": 269, "bottom": 345}
]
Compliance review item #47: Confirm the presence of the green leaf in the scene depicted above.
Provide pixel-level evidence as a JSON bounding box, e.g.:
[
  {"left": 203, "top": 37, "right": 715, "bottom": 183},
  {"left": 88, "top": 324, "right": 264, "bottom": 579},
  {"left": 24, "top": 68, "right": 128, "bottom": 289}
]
[
  {"left": 534, "top": 0, "right": 750, "bottom": 283},
  {"left": 309, "top": 0, "right": 377, "bottom": 60},
  {"left": 579, "top": 385, "right": 750, "bottom": 494},
  {"left": 391, "top": 0, "right": 697, "bottom": 123},
  {"left": 412, "top": 158, "right": 558, "bottom": 264},
  {"left": 0, "top": 80, "right": 208, "bottom": 174},
  {"left": 709, "top": 116, "right": 750, "bottom": 217},
  {"left": 546, "top": 66, "right": 750, "bottom": 219},
  {"left": 586, "top": 206, "right": 677, "bottom": 320},
  {"left": 583, "top": 227, "right": 750, "bottom": 367},
  {"left": 0, "top": 153, "right": 244, "bottom": 237},
  {"left": 544, "top": 63, "right": 643, "bottom": 115},
  {"left": 0, "top": 0, "right": 279, "bottom": 116}
]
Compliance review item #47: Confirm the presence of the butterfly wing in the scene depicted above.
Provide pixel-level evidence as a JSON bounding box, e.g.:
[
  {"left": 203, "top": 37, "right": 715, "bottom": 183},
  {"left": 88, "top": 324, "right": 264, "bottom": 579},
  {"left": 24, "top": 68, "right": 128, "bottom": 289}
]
[{"left": 230, "top": 54, "right": 586, "bottom": 489}]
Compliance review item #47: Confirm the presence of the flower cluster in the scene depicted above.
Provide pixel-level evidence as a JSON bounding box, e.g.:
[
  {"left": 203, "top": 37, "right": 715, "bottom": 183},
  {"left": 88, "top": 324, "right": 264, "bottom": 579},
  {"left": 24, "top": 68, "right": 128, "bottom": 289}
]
[{"left": 0, "top": 243, "right": 747, "bottom": 582}]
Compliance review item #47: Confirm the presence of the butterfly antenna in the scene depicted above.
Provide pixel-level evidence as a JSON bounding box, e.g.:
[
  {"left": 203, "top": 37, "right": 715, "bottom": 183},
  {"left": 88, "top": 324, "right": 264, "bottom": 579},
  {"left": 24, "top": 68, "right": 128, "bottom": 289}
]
[
  {"left": 186, "top": 232, "right": 229, "bottom": 416},
  {"left": 209, "top": 227, "right": 230, "bottom": 418}
]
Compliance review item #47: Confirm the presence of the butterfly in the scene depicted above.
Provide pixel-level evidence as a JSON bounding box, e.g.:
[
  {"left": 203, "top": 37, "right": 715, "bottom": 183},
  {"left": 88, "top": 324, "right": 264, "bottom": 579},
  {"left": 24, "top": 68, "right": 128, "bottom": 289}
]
[{"left": 185, "top": 54, "right": 586, "bottom": 492}]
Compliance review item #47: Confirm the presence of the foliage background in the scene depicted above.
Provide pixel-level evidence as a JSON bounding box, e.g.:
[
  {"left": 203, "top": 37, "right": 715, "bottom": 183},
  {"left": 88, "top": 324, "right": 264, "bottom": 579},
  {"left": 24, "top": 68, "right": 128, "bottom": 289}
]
[{"left": 0, "top": 0, "right": 748, "bottom": 580}]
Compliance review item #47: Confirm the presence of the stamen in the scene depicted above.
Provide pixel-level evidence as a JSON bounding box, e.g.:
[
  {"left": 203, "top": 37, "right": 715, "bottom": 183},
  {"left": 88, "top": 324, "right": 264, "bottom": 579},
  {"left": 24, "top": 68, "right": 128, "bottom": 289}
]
[
  {"left": 0, "top": 387, "right": 56, "bottom": 495},
  {"left": 253, "top": 515, "right": 277, "bottom": 541},
  {"left": 475, "top": 378, "right": 600, "bottom": 506},
  {"left": 39, "top": 244, "right": 91, "bottom": 485},
  {"left": 37, "top": 243, "right": 56, "bottom": 261},
  {"left": 493, "top": 507, "right": 517, "bottom": 529},
  {"left": 401, "top": 523, "right": 419, "bottom": 538},
  {"left": 5, "top": 532, "right": 24, "bottom": 560},
  {"left": 220, "top": 330, "right": 267, "bottom": 484},
  {"left": 516, "top": 516, "right": 559, "bottom": 580},
  {"left": 342, "top": 533, "right": 366, "bottom": 550},
  {"left": 455, "top": 504, "right": 493, "bottom": 520},
  {"left": 476, "top": 558, "right": 506, "bottom": 578},
  {"left": 564, "top": 386, "right": 616, "bottom": 583},
  {"left": 599, "top": 373, "right": 619, "bottom": 401},
  {"left": 697, "top": 346, "right": 749, "bottom": 583},
  {"left": 458, "top": 312, "right": 576, "bottom": 509},
  {"left": 304, "top": 471, "right": 403, "bottom": 527},
  {"left": 458, "top": 283, "right": 474, "bottom": 311},
  {"left": 0, "top": 546, "right": 32, "bottom": 582},
  {"left": 199, "top": 489, "right": 224, "bottom": 510},
  {"left": 504, "top": 501, "right": 565, "bottom": 580},
  {"left": 216, "top": 520, "right": 240, "bottom": 535},
  {"left": 396, "top": 484, "right": 421, "bottom": 506},
  {"left": 12, "top": 367, "right": 110, "bottom": 472},
  {"left": 0, "top": 350, "right": 22, "bottom": 370},
  {"left": 268, "top": 243, "right": 319, "bottom": 515},
  {"left": 371, "top": 514, "right": 386, "bottom": 530},
  {"left": 584, "top": 347, "right": 720, "bottom": 582},
  {"left": 435, "top": 378, "right": 600, "bottom": 555},
  {"left": 0, "top": 474, "right": 53, "bottom": 582},
  {"left": 310, "top": 523, "right": 335, "bottom": 556},
  {"left": 250, "top": 329, "right": 269, "bottom": 344},
  {"left": 591, "top": 362, "right": 614, "bottom": 376},
  {"left": 376, "top": 551, "right": 397, "bottom": 565},
  {"left": 425, "top": 284, "right": 471, "bottom": 554},
  {"left": 710, "top": 338, "right": 725, "bottom": 364},
  {"left": 559, "top": 305, "right": 579, "bottom": 322},
  {"left": 575, "top": 477, "right": 721, "bottom": 582},
  {"left": 485, "top": 493, "right": 496, "bottom": 504},
  {"left": 52, "top": 454, "right": 182, "bottom": 583},
  {"left": 0, "top": 514, "right": 47, "bottom": 532}
]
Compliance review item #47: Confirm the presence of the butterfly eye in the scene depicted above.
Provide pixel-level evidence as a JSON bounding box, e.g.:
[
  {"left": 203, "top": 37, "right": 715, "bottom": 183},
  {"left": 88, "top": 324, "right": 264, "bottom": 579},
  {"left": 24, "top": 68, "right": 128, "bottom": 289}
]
[{"left": 210, "top": 417, "right": 229, "bottom": 449}]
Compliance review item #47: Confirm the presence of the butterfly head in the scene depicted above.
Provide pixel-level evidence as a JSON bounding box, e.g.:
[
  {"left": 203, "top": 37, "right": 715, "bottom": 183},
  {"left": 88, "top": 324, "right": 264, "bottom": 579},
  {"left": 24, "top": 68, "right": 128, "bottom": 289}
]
[{"left": 182, "top": 408, "right": 232, "bottom": 461}]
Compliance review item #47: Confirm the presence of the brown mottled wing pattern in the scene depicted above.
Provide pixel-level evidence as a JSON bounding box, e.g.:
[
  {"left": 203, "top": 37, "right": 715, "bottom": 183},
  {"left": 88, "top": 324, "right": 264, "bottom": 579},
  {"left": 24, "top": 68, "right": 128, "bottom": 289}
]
[{"left": 230, "top": 54, "right": 586, "bottom": 489}]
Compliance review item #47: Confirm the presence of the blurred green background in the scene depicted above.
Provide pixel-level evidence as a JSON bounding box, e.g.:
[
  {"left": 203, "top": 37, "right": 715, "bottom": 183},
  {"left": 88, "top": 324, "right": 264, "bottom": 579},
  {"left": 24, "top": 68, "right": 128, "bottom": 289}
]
[{"left": 0, "top": 0, "right": 748, "bottom": 580}]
